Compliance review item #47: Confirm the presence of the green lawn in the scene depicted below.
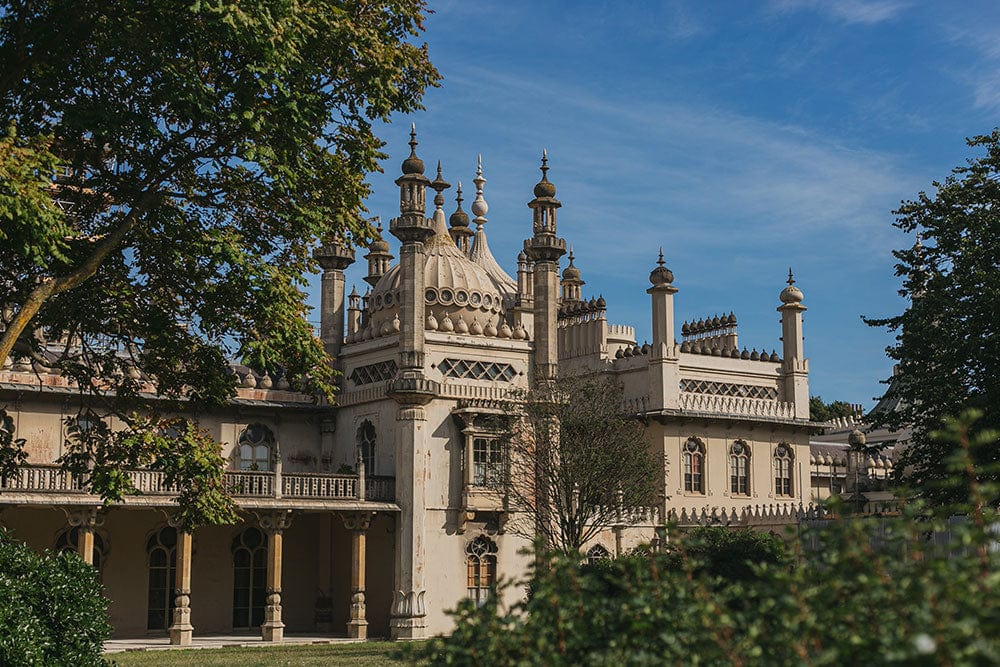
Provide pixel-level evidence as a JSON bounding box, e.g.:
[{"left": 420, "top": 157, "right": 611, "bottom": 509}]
[{"left": 107, "top": 641, "right": 417, "bottom": 666}]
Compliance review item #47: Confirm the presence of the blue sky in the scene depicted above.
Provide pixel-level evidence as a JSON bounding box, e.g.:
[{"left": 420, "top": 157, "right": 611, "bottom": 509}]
[{"left": 308, "top": 0, "right": 1000, "bottom": 408}]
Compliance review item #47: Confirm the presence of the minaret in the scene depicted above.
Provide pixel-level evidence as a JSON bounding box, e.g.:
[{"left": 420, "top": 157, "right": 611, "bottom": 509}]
[
  {"left": 363, "top": 219, "right": 393, "bottom": 287},
  {"left": 448, "top": 181, "right": 473, "bottom": 254},
  {"left": 778, "top": 268, "right": 808, "bottom": 419},
  {"left": 647, "top": 247, "right": 680, "bottom": 410},
  {"left": 560, "top": 248, "right": 584, "bottom": 303},
  {"left": 313, "top": 238, "right": 355, "bottom": 360},
  {"left": 386, "top": 125, "right": 437, "bottom": 641},
  {"left": 524, "top": 149, "right": 567, "bottom": 380}
]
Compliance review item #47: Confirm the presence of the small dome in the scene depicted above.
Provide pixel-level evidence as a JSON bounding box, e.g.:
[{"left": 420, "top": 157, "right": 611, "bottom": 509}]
[
  {"left": 401, "top": 124, "right": 426, "bottom": 175},
  {"left": 780, "top": 268, "right": 804, "bottom": 304},
  {"left": 562, "top": 258, "right": 581, "bottom": 282},
  {"left": 649, "top": 248, "right": 674, "bottom": 286},
  {"left": 533, "top": 149, "right": 557, "bottom": 198},
  {"left": 450, "top": 208, "right": 470, "bottom": 228},
  {"left": 369, "top": 223, "right": 390, "bottom": 254}
]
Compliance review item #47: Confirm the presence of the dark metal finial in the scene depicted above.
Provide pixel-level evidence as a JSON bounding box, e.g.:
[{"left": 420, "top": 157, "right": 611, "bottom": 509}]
[
  {"left": 787, "top": 267, "right": 795, "bottom": 285},
  {"left": 540, "top": 148, "right": 549, "bottom": 181},
  {"left": 657, "top": 247, "right": 665, "bottom": 267},
  {"left": 455, "top": 181, "right": 464, "bottom": 207},
  {"left": 408, "top": 122, "right": 418, "bottom": 156}
]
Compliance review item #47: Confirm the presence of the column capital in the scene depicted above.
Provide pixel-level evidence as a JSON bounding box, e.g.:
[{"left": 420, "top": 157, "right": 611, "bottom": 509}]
[
  {"left": 340, "top": 510, "right": 376, "bottom": 532},
  {"left": 257, "top": 510, "right": 293, "bottom": 534},
  {"left": 65, "top": 506, "right": 104, "bottom": 529}
]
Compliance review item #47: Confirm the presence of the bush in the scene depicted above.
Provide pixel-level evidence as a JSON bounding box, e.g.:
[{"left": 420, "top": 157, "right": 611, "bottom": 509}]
[
  {"left": 415, "top": 414, "right": 999, "bottom": 666},
  {"left": 0, "top": 530, "right": 111, "bottom": 666}
]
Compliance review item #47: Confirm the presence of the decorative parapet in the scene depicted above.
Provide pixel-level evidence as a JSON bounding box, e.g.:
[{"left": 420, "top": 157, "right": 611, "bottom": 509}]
[
  {"left": 0, "top": 465, "right": 396, "bottom": 504},
  {"left": 667, "top": 502, "right": 827, "bottom": 527},
  {"left": 679, "top": 391, "right": 796, "bottom": 420}
]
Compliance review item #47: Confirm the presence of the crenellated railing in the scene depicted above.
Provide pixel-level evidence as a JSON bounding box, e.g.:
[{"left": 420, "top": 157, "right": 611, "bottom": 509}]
[
  {"left": 1, "top": 465, "right": 395, "bottom": 504},
  {"left": 679, "top": 392, "right": 797, "bottom": 420}
]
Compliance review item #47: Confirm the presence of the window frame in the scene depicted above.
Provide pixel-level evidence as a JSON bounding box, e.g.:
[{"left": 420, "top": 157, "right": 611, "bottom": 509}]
[
  {"left": 774, "top": 443, "right": 794, "bottom": 497},
  {"left": 237, "top": 424, "right": 274, "bottom": 472},
  {"left": 729, "top": 440, "right": 750, "bottom": 496},
  {"left": 466, "top": 535, "right": 498, "bottom": 607},
  {"left": 682, "top": 438, "right": 706, "bottom": 494}
]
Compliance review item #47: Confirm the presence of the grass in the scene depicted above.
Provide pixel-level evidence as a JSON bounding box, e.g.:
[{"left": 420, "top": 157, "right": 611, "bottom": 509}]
[{"left": 106, "top": 641, "right": 415, "bottom": 666}]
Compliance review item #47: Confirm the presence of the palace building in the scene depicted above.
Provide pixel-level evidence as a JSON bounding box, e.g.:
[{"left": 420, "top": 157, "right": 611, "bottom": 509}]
[{"left": 0, "top": 128, "right": 818, "bottom": 642}]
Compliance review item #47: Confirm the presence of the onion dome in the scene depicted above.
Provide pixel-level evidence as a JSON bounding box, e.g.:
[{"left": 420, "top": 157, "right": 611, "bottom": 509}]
[
  {"left": 449, "top": 181, "right": 470, "bottom": 228},
  {"left": 681, "top": 321, "right": 690, "bottom": 336},
  {"left": 533, "top": 149, "right": 557, "bottom": 198},
  {"left": 370, "top": 196, "right": 506, "bottom": 335},
  {"left": 727, "top": 311, "right": 737, "bottom": 325},
  {"left": 779, "top": 267, "right": 804, "bottom": 304},
  {"left": 711, "top": 315, "right": 721, "bottom": 328},
  {"left": 649, "top": 247, "right": 675, "bottom": 286},
  {"left": 369, "top": 221, "right": 390, "bottom": 254},
  {"left": 741, "top": 347, "right": 750, "bottom": 359},
  {"left": 596, "top": 295, "right": 606, "bottom": 309},
  {"left": 401, "top": 123, "right": 425, "bottom": 175},
  {"left": 562, "top": 248, "right": 582, "bottom": 281}
]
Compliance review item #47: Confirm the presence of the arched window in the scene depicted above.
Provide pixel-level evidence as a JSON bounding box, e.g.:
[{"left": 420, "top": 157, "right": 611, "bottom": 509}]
[
  {"left": 239, "top": 424, "right": 274, "bottom": 471},
  {"left": 55, "top": 527, "right": 108, "bottom": 571},
  {"left": 146, "top": 526, "right": 177, "bottom": 631},
  {"left": 232, "top": 527, "right": 268, "bottom": 629},
  {"left": 466, "top": 535, "right": 498, "bottom": 607},
  {"left": 586, "top": 544, "right": 611, "bottom": 564},
  {"left": 683, "top": 438, "right": 705, "bottom": 494},
  {"left": 357, "top": 420, "right": 376, "bottom": 473},
  {"left": 774, "top": 443, "right": 794, "bottom": 497},
  {"left": 729, "top": 440, "right": 750, "bottom": 496}
]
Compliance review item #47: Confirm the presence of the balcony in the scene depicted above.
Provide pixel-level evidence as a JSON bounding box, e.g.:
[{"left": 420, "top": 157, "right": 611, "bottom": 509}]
[{"left": 0, "top": 464, "right": 396, "bottom": 509}]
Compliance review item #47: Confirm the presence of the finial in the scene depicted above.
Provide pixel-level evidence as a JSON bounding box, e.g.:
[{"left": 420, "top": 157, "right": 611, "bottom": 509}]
[
  {"left": 568, "top": 246, "right": 576, "bottom": 265},
  {"left": 541, "top": 148, "right": 549, "bottom": 181},
  {"left": 787, "top": 267, "right": 795, "bottom": 286},
  {"left": 456, "top": 181, "right": 463, "bottom": 206},
  {"left": 430, "top": 160, "right": 450, "bottom": 209},
  {"left": 532, "top": 149, "right": 557, "bottom": 198},
  {"left": 657, "top": 247, "right": 665, "bottom": 267},
  {"left": 409, "top": 123, "right": 417, "bottom": 155},
  {"left": 472, "top": 155, "right": 488, "bottom": 226},
  {"left": 401, "top": 124, "right": 425, "bottom": 175}
]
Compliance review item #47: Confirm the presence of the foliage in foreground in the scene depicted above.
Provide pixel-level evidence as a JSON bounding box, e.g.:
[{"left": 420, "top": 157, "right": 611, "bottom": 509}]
[
  {"left": 108, "top": 641, "right": 410, "bottom": 667},
  {"left": 0, "top": 530, "right": 111, "bottom": 666},
  {"left": 417, "top": 412, "right": 999, "bottom": 666}
]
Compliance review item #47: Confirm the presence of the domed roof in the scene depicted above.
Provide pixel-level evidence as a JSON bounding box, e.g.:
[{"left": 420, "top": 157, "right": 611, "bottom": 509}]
[
  {"left": 370, "top": 210, "right": 506, "bottom": 329},
  {"left": 649, "top": 248, "right": 674, "bottom": 286},
  {"left": 561, "top": 249, "right": 582, "bottom": 282}
]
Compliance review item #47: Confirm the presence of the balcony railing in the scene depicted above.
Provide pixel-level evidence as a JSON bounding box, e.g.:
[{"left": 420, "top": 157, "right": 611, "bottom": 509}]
[{"left": 0, "top": 464, "right": 396, "bottom": 504}]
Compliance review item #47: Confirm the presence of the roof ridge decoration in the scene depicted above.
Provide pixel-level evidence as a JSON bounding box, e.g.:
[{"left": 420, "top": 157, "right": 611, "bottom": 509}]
[{"left": 468, "top": 155, "right": 517, "bottom": 294}]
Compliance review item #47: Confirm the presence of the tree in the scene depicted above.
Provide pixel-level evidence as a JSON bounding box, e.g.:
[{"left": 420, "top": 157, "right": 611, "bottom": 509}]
[
  {"left": 866, "top": 131, "right": 1000, "bottom": 506},
  {"left": 489, "top": 376, "right": 659, "bottom": 555},
  {"left": 0, "top": 1, "right": 439, "bottom": 526},
  {"left": 809, "top": 395, "right": 856, "bottom": 422}
]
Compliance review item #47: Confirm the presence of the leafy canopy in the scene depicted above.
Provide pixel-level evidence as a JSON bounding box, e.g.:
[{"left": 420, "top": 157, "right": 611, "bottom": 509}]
[
  {"left": 0, "top": 0, "right": 439, "bottom": 524},
  {"left": 867, "top": 130, "right": 1000, "bottom": 506}
]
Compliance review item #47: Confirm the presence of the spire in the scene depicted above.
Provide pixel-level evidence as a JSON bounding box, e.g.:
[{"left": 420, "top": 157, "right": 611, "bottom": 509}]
[
  {"left": 787, "top": 267, "right": 795, "bottom": 285},
  {"left": 657, "top": 247, "right": 665, "bottom": 267},
  {"left": 449, "top": 180, "right": 473, "bottom": 253},
  {"left": 471, "top": 154, "right": 488, "bottom": 227}
]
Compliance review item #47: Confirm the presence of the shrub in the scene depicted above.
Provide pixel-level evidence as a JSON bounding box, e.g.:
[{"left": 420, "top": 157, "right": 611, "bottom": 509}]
[{"left": 0, "top": 530, "right": 111, "bottom": 666}]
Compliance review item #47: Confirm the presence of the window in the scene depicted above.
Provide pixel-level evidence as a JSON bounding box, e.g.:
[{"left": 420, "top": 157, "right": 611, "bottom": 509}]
[
  {"left": 357, "top": 420, "right": 376, "bottom": 473},
  {"left": 239, "top": 424, "right": 274, "bottom": 471},
  {"left": 55, "top": 527, "right": 107, "bottom": 572},
  {"left": 146, "top": 526, "right": 177, "bottom": 631},
  {"left": 774, "top": 443, "right": 794, "bottom": 497},
  {"left": 586, "top": 544, "right": 611, "bottom": 564},
  {"left": 232, "top": 527, "right": 268, "bottom": 629},
  {"left": 472, "top": 437, "right": 504, "bottom": 486},
  {"left": 466, "top": 536, "right": 498, "bottom": 607},
  {"left": 683, "top": 439, "right": 705, "bottom": 494},
  {"left": 729, "top": 441, "right": 750, "bottom": 496}
]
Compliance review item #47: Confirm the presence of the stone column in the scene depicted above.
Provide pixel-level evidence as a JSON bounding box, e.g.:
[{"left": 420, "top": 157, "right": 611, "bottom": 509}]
[
  {"left": 777, "top": 270, "right": 809, "bottom": 419},
  {"left": 260, "top": 511, "right": 293, "bottom": 642},
  {"left": 67, "top": 507, "right": 102, "bottom": 565},
  {"left": 342, "top": 511, "right": 375, "bottom": 639},
  {"left": 168, "top": 522, "right": 194, "bottom": 645}
]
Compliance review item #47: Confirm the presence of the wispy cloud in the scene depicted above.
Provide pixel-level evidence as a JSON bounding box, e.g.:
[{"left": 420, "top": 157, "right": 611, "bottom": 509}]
[{"left": 770, "top": 0, "right": 907, "bottom": 25}]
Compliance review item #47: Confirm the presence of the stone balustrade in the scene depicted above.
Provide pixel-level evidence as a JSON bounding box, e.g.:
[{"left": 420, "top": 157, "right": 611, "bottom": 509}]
[{"left": 0, "top": 464, "right": 396, "bottom": 504}]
